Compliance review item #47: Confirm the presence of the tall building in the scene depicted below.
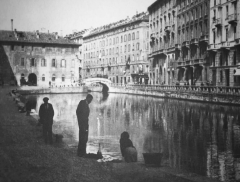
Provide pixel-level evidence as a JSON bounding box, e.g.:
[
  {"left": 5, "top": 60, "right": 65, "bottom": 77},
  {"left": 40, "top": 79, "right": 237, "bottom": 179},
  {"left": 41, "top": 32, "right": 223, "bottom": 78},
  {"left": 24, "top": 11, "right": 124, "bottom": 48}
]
[
  {"left": 148, "top": 0, "right": 177, "bottom": 85},
  {"left": 176, "top": 0, "right": 210, "bottom": 86},
  {"left": 81, "top": 12, "right": 149, "bottom": 84},
  {"left": 208, "top": 0, "right": 240, "bottom": 86},
  {"left": 0, "top": 29, "right": 80, "bottom": 86},
  {"left": 65, "top": 29, "right": 89, "bottom": 82}
]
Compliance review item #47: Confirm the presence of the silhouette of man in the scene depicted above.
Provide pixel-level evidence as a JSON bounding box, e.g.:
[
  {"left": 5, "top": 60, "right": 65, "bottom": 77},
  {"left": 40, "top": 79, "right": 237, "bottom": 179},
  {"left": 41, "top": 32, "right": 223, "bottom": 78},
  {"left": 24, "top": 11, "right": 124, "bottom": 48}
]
[
  {"left": 39, "top": 97, "right": 54, "bottom": 144},
  {"left": 76, "top": 94, "right": 93, "bottom": 157}
]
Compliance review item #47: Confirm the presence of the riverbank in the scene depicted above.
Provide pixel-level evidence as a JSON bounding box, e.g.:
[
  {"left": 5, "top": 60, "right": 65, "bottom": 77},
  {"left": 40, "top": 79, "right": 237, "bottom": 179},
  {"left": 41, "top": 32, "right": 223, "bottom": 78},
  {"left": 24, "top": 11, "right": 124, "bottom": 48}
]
[
  {"left": 0, "top": 86, "right": 221, "bottom": 182},
  {"left": 18, "top": 84, "right": 240, "bottom": 106}
]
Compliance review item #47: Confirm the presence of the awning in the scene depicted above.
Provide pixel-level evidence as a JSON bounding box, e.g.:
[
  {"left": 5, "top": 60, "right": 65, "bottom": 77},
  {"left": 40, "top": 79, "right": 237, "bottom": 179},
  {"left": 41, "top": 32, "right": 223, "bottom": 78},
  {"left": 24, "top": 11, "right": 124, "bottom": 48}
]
[{"left": 234, "top": 69, "right": 240, "bottom": 76}]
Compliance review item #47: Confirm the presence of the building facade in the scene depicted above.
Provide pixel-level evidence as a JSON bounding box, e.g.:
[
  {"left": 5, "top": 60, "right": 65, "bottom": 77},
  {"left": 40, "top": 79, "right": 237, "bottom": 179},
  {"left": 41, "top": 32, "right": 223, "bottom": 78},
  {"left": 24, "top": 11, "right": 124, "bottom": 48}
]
[
  {"left": 0, "top": 29, "right": 80, "bottom": 86},
  {"left": 176, "top": 0, "right": 210, "bottom": 86},
  {"left": 65, "top": 29, "right": 89, "bottom": 82},
  {"left": 148, "top": 0, "right": 177, "bottom": 85},
  {"left": 209, "top": 0, "right": 240, "bottom": 86},
  {"left": 81, "top": 12, "right": 149, "bottom": 84}
]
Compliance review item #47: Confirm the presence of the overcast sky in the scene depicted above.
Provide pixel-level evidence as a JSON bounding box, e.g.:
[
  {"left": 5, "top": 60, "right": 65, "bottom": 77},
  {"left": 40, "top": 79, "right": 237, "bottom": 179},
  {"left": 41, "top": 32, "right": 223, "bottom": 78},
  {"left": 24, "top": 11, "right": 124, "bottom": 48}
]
[{"left": 0, "top": 0, "right": 155, "bottom": 36}]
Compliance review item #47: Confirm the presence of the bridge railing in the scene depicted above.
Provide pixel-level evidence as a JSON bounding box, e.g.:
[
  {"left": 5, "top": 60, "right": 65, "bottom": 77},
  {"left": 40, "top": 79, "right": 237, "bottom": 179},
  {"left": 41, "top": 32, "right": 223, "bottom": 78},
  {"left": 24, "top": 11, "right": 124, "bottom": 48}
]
[{"left": 110, "top": 84, "right": 240, "bottom": 95}]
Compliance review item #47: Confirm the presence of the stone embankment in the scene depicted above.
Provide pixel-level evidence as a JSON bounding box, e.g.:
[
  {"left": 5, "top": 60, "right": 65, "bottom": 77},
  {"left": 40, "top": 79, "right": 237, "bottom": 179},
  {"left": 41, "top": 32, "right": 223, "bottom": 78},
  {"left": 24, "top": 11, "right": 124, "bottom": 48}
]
[
  {"left": 107, "top": 84, "right": 240, "bottom": 105},
  {"left": 0, "top": 86, "right": 222, "bottom": 182}
]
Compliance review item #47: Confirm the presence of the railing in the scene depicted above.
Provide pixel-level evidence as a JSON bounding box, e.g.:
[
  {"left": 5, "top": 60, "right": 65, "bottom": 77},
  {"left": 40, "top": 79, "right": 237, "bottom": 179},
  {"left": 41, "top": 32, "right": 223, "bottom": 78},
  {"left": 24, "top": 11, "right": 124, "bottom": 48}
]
[
  {"left": 227, "top": 13, "right": 237, "bottom": 23},
  {"left": 110, "top": 84, "right": 240, "bottom": 96}
]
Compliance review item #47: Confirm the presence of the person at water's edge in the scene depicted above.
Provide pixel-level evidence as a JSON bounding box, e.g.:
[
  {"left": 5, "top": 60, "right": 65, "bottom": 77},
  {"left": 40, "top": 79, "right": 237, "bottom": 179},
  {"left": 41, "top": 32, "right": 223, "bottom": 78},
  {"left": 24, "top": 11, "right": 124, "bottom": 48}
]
[
  {"left": 76, "top": 94, "right": 93, "bottom": 157},
  {"left": 39, "top": 97, "right": 54, "bottom": 144}
]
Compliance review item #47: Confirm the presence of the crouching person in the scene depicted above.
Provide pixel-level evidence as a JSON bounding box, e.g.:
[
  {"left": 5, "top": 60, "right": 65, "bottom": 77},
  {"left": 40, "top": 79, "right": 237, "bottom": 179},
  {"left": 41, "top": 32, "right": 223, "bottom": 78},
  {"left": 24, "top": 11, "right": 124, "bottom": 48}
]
[
  {"left": 120, "top": 131, "right": 137, "bottom": 162},
  {"left": 39, "top": 97, "right": 54, "bottom": 144}
]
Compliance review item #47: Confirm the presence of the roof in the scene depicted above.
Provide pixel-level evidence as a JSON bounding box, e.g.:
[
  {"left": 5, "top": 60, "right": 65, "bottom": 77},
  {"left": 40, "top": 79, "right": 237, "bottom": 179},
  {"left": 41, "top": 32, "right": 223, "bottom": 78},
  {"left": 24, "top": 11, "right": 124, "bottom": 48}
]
[
  {"left": 84, "top": 12, "right": 149, "bottom": 39},
  {"left": 147, "top": 0, "right": 159, "bottom": 12},
  {"left": 0, "top": 30, "right": 80, "bottom": 46},
  {"left": 65, "top": 29, "right": 89, "bottom": 39}
]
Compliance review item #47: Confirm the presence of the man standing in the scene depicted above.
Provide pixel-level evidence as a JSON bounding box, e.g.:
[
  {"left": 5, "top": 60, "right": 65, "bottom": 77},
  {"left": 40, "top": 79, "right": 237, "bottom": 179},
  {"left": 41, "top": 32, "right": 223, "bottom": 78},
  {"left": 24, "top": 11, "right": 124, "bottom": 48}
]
[
  {"left": 39, "top": 97, "right": 54, "bottom": 144},
  {"left": 76, "top": 94, "right": 93, "bottom": 157}
]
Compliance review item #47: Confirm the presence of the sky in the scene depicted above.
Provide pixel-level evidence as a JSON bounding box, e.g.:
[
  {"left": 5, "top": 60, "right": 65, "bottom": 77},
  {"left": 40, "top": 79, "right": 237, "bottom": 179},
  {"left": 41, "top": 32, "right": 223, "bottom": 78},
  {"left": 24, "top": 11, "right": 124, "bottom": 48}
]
[{"left": 0, "top": 0, "right": 156, "bottom": 36}]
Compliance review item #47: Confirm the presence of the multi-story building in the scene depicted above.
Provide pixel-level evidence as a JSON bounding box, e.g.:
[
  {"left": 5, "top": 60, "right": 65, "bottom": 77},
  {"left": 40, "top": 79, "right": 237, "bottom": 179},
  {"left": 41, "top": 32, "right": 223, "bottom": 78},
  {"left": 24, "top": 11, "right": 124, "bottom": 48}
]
[
  {"left": 208, "top": 0, "right": 240, "bottom": 86},
  {"left": 65, "top": 29, "right": 89, "bottom": 82},
  {"left": 82, "top": 12, "right": 149, "bottom": 84},
  {"left": 0, "top": 29, "right": 80, "bottom": 86},
  {"left": 176, "top": 0, "right": 210, "bottom": 86},
  {"left": 148, "top": 0, "right": 177, "bottom": 85}
]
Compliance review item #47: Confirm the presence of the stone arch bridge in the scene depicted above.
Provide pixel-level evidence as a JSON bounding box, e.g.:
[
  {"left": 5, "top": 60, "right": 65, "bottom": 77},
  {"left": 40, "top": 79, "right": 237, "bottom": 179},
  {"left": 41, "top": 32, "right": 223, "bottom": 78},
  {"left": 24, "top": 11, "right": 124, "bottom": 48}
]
[{"left": 82, "top": 78, "right": 112, "bottom": 93}]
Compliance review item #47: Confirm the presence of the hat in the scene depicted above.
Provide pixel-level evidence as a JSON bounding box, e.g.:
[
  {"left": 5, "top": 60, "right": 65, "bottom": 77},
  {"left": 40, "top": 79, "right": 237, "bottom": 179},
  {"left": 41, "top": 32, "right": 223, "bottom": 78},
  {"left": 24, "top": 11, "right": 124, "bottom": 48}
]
[{"left": 43, "top": 97, "right": 49, "bottom": 101}]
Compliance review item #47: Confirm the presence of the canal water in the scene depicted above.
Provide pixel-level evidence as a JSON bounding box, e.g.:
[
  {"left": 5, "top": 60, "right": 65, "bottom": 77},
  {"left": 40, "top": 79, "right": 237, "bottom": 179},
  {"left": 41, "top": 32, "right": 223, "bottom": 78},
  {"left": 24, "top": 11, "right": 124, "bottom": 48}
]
[{"left": 30, "top": 92, "right": 240, "bottom": 182}]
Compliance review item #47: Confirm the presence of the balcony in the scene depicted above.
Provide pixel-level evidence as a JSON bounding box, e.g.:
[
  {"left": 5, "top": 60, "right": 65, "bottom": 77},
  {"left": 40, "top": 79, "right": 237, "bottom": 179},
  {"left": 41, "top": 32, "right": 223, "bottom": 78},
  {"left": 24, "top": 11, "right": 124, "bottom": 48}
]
[
  {"left": 164, "top": 25, "right": 171, "bottom": 32},
  {"left": 190, "top": 38, "right": 199, "bottom": 45},
  {"left": 182, "top": 41, "right": 190, "bottom": 47},
  {"left": 199, "top": 34, "right": 208, "bottom": 42},
  {"left": 227, "top": 13, "right": 237, "bottom": 24},
  {"left": 177, "top": 61, "right": 185, "bottom": 67},
  {"left": 175, "top": 43, "right": 181, "bottom": 50},
  {"left": 213, "top": 18, "right": 222, "bottom": 28},
  {"left": 185, "top": 60, "right": 191, "bottom": 66}
]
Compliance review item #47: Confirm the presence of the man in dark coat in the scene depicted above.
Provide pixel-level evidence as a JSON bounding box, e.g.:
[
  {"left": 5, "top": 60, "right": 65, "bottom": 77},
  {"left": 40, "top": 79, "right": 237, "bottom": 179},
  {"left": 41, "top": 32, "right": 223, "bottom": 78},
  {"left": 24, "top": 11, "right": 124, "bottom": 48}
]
[
  {"left": 39, "top": 97, "right": 54, "bottom": 144},
  {"left": 76, "top": 94, "right": 93, "bottom": 157}
]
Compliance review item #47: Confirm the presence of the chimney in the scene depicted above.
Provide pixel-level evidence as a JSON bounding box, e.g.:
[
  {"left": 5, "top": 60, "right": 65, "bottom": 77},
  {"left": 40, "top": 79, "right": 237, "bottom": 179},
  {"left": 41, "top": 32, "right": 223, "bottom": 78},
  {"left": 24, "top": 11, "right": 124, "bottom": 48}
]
[
  {"left": 11, "top": 19, "right": 13, "bottom": 31},
  {"left": 55, "top": 32, "right": 58, "bottom": 39},
  {"left": 36, "top": 30, "right": 40, "bottom": 39}
]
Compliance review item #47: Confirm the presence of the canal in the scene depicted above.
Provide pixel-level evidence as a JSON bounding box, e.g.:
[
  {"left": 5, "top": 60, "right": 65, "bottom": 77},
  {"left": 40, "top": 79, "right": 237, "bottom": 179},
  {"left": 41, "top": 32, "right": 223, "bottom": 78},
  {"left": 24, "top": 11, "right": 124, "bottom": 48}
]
[{"left": 29, "top": 92, "right": 240, "bottom": 182}]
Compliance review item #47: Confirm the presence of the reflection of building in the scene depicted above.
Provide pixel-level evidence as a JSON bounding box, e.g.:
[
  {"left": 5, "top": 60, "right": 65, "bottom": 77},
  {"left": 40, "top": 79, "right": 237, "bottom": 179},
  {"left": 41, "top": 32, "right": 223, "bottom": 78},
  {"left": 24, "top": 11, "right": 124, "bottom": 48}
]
[
  {"left": 208, "top": 0, "right": 240, "bottom": 86},
  {"left": 81, "top": 12, "right": 150, "bottom": 84},
  {"left": 0, "top": 28, "right": 80, "bottom": 86},
  {"left": 148, "top": 0, "right": 177, "bottom": 85}
]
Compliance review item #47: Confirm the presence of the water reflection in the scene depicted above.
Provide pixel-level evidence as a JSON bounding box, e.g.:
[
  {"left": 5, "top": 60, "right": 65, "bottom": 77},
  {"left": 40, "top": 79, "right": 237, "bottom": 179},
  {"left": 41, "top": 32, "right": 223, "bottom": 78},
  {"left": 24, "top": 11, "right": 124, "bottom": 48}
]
[{"left": 33, "top": 93, "right": 240, "bottom": 182}]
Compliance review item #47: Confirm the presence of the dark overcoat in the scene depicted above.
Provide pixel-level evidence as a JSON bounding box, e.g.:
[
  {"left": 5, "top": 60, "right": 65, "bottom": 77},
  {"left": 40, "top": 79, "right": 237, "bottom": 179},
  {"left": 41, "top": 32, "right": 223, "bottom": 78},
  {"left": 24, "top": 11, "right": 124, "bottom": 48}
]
[
  {"left": 76, "top": 100, "right": 90, "bottom": 131},
  {"left": 39, "top": 103, "right": 54, "bottom": 125}
]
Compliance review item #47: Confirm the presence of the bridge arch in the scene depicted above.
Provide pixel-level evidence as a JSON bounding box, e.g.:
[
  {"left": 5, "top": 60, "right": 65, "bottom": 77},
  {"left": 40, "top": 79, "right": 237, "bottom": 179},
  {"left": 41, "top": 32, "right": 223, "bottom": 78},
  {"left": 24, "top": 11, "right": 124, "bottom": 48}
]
[{"left": 83, "top": 78, "right": 112, "bottom": 93}]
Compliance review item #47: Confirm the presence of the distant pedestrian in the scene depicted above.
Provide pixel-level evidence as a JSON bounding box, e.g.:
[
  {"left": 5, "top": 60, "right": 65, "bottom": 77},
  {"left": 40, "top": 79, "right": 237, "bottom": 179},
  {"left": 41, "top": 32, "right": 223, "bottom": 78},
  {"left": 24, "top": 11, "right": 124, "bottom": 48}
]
[
  {"left": 49, "top": 81, "right": 51, "bottom": 87},
  {"left": 39, "top": 97, "right": 54, "bottom": 144},
  {"left": 76, "top": 94, "right": 93, "bottom": 157},
  {"left": 120, "top": 131, "right": 137, "bottom": 162}
]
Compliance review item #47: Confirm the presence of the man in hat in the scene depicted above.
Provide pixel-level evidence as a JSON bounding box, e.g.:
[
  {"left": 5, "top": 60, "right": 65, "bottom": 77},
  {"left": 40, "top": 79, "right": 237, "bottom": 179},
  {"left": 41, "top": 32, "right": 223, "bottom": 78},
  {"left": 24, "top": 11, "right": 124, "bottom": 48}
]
[
  {"left": 39, "top": 97, "right": 54, "bottom": 144},
  {"left": 76, "top": 94, "right": 93, "bottom": 157}
]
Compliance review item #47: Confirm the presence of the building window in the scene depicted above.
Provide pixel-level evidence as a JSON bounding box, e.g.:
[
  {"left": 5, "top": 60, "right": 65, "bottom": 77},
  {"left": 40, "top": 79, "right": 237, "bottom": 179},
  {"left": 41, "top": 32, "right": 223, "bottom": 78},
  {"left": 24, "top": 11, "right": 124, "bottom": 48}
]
[
  {"left": 124, "top": 45, "right": 127, "bottom": 52},
  {"left": 124, "top": 35, "right": 127, "bottom": 42},
  {"left": 20, "top": 58, "right": 24, "bottom": 66},
  {"left": 21, "top": 45, "right": 24, "bottom": 51},
  {"left": 226, "top": 6, "right": 228, "bottom": 17},
  {"left": 121, "top": 36, "right": 123, "bottom": 43},
  {"left": 128, "top": 34, "right": 131, "bottom": 41},
  {"left": 71, "top": 59, "right": 75, "bottom": 68},
  {"left": 136, "top": 43, "right": 140, "bottom": 50},
  {"left": 109, "top": 38, "right": 112, "bottom": 45},
  {"left": 62, "top": 74, "right": 65, "bottom": 82},
  {"left": 226, "top": 27, "right": 228, "bottom": 41},
  {"left": 41, "top": 59, "right": 46, "bottom": 67},
  {"left": 128, "top": 44, "right": 131, "bottom": 52},
  {"left": 52, "top": 59, "right": 56, "bottom": 67},
  {"left": 42, "top": 74, "right": 45, "bottom": 81},
  {"left": 52, "top": 74, "right": 56, "bottom": 81},
  {"left": 61, "top": 59, "right": 66, "bottom": 67},
  {"left": 220, "top": 70, "right": 223, "bottom": 82},
  {"left": 132, "top": 32, "right": 135, "bottom": 40},
  {"left": 136, "top": 31, "right": 139, "bottom": 39},
  {"left": 30, "top": 58, "right": 35, "bottom": 67}
]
